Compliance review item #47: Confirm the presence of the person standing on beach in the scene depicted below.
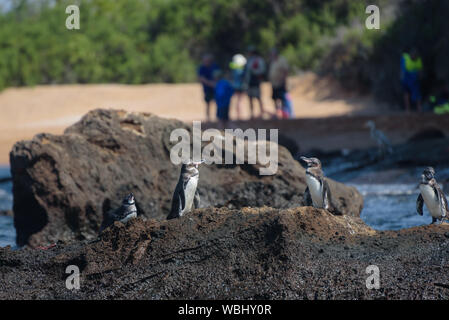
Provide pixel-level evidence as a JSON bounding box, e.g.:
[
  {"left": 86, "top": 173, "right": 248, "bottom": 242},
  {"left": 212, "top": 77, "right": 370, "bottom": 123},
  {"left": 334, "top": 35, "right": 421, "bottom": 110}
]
[
  {"left": 198, "top": 54, "right": 219, "bottom": 121},
  {"left": 269, "top": 48, "right": 289, "bottom": 118},
  {"left": 229, "top": 54, "right": 247, "bottom": 120},
  {"left": 244, "top": 46, "right": 266, "bottom": 119}
]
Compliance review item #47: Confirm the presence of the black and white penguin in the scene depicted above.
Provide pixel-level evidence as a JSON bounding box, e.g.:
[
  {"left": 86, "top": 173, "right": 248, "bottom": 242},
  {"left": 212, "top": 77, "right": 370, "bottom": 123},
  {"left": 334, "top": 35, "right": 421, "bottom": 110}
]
[
  {"left": 417, "top": 167, "right": 448, "bottom": 224},
  {"left": 99, "top": 193, "right": 137, "bottom": 233},
  {"left": 167, "top": 160, "right": 204, "bottom": 220},
  {"left": 300, "top": 156, "right": 332, "bottom": 211}
]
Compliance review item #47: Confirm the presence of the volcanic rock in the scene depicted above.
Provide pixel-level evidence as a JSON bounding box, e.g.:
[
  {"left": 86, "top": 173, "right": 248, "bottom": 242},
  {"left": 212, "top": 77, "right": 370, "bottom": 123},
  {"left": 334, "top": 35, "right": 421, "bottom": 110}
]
[
  {"left": 0, "top": 207, "right": 447, "bottom": 299},
  {"left": 10, "top": 109, "right": 363, "bottom": 247}
]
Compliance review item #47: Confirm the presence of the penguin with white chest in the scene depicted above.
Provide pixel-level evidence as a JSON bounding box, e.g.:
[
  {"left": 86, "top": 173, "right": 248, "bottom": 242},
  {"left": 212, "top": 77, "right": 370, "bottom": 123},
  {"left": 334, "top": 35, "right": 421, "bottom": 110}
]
[
  {"left": 167, "top": 160, "right": 204, "bottom": 220},
  {"left": 99, "top": 193, "right": 137, "bottom": 233},
  {"left": 417, "top": 167, "right": 448, "bottom": 224},
  {"left": 300, "top": 156, "right": 332, "bottom": 211}
]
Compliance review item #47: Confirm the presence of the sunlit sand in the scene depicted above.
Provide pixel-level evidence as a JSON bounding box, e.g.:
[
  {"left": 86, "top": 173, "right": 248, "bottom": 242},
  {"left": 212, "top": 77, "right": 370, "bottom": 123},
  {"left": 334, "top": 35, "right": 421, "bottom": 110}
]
[{"left": 0, "top": 72, "right": 390, "bottom": 164}]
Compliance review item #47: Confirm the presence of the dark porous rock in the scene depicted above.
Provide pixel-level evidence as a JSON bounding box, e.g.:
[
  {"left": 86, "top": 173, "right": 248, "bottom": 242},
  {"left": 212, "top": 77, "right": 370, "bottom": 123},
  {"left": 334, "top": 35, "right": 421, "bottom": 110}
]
[
  {"left": 407, "top": 128, "right": 446, "bottom": 142},
  {"left": 0, "top": 207, "right": 448, "bottom": 299},
  {"left": 10, "top": 109, "right": 363, "bottom": 247}
]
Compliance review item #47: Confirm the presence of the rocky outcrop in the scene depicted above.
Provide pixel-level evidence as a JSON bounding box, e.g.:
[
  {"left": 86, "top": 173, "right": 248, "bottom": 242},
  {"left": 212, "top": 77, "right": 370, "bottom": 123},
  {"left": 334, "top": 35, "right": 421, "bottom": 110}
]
[
  {"left": 10, "top": 109, "right": 363, "bottom": 247},
  {"left": 0, "top": 207, "right": 448, "bottom": 299}
]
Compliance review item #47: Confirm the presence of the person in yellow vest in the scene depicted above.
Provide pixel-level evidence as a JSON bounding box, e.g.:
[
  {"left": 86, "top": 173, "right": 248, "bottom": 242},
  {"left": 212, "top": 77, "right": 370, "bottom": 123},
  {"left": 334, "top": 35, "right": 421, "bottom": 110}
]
[
  {"left": 434, "top": 102, "right": 449, "bottom": 114},
  {"left": 400, "top": 48, "right": 423, "bottom": 112},
  {"left": 432, "top": 84, "right": 449, "bottom": 115}
]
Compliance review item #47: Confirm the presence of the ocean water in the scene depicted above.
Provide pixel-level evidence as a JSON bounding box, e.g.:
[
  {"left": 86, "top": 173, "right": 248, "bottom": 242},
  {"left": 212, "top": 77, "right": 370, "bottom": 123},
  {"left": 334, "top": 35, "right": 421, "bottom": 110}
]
[
  {"left": 352, "top": 183, "right": 432, "bottom": 230},
  {"left": 0, "top": 216, "right": 15, "bottom": 247},
  {"left": 0, "top": 165, "right": 15, "bottom": 247}
]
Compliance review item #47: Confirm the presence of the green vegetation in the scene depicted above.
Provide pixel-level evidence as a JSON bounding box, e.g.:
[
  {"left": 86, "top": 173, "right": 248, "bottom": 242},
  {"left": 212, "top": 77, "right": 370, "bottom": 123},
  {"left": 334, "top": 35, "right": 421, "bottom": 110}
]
[
  {"left": 0, "top": 0, "right": 373, "bottom": 90},
  {"left": 4, "top": 0, "right": 443, "bottom": 105},
  {"left": 323, "top": 0, "right": 449, "bottom": 104}
]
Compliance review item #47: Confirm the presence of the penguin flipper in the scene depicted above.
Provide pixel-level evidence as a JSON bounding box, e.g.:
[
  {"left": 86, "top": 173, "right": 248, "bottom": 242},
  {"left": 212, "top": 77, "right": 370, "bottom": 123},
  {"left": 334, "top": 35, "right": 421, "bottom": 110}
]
[
  {"left": 167, "top": 196, "right": 180, "bottom": 220},
  {"left": 323, "top": 180, "right": 331, "bottom": 211},
  {"left": 194, "top": 190, "right": 200, "bottom": 209},
  {"left": 303, "top": 186, "right": 312, "bottom": 206},
  {"left": 437, "top": 188, "right": 448, "bottom": 218},
  {"left": 99, "top": 214, "right": 112, "bottom": 233},
  {"left": 416, "top": 194, "right": 424, "bottom": 216},
  {"left": 167, "top": 189, "right": 185, "bottom": 220},
  {"left": 180, "top": 183, "right": 186, "bottom": 210},
  {"left": 113, "top": 206, "right": 127, "bottom": 221}
]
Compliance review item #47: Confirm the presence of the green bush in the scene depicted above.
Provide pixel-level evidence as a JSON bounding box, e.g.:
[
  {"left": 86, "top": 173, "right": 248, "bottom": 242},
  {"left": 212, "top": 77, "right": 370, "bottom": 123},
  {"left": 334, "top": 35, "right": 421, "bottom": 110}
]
[
  {"left": 0, "top": 0, "right": 376, "bottom": 90},
  {"left": 321, "top": 0, "right": 449, "bottom": 105}
]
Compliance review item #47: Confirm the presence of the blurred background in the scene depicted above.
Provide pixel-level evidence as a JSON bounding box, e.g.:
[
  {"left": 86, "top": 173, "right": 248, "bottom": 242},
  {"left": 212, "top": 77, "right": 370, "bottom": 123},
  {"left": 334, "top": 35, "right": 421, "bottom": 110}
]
[
  {"left": 0, "top": 0, "right": 447, "bottom": 160},
  {"left": 1, "top": 0, "right": 448, "bottom": 99},
  {"left": 1, "top": 0, "right": 449, "bottom": 246}
]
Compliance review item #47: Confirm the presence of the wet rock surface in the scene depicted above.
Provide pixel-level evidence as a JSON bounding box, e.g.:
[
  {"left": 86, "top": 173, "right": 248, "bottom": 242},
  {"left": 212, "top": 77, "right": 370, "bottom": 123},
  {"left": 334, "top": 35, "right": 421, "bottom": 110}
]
[
  {"left": 9, "top": 109, "right": 362, "bottom": 247},
  {"left": 0, "top": 206, "right": 448, "bottom": 300}
]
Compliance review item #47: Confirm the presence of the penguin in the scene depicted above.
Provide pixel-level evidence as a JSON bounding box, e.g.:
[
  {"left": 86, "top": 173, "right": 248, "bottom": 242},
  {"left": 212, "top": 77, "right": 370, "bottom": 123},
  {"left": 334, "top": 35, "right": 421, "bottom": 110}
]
[
  {"left": 365, "top": 120, "right": 393, "bottom": 158},
  {"left": 99, "top": 193, "right": 137, "bottom": 233},
  {"left": 417, "top": 167, "right": 448, "bottom": 224},
  {"left": 167, "top": 160, "right": 204, "bottom": 220},
  {"left": 300, "top": 156, "right": 332, "bottom": 211}
]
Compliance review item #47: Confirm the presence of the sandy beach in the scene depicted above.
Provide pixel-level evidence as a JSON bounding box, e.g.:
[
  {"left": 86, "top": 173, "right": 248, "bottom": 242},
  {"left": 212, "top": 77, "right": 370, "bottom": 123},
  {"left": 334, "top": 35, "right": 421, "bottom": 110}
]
[{"left": 0, "top": 72, "right": 390, "bottom": 165}]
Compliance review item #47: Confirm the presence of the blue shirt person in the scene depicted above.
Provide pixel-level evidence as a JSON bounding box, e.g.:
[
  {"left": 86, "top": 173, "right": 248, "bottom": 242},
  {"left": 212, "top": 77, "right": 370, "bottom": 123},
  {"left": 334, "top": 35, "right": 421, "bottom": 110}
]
[
  {"left": 214, "top": 71, "right": 234, "bottom": 126},
  {"left": 198, "top": 54, "right": 219, "bottom": 121}
]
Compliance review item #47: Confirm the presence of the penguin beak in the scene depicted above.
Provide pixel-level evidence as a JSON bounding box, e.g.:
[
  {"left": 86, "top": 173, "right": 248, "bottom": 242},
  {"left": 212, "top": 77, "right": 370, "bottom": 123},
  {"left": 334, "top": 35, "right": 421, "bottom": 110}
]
[
  {"left": 300, "top": 156, "right": 311, "bottom": 164},
  {"left": 193, "top": 159, "right": 205, "bottom": 168}
]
